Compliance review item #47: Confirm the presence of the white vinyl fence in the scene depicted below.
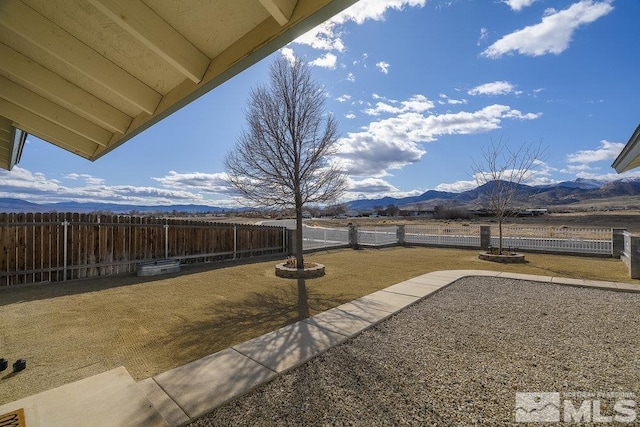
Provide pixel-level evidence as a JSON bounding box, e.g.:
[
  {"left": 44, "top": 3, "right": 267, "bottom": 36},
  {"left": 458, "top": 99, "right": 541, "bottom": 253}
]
[
  {"left": 357, "top": 226, "right": 398, "bottom": 246},
  {"left": 488, "top": 226, "right": 612, "bottom": 255},
  {"left": 301, "top": 224, "right": 614, "bottom": 256},
  {"left": 302, "top": 226, "right": 350, "bottom": 250},
  {"left": 405, "top": 225, "right": 481, "bottom": 248}
]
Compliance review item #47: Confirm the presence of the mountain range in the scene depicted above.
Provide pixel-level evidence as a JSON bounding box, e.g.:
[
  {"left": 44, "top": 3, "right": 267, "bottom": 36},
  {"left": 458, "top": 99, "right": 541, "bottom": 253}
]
[
  {"left": 1, "top": 178, "right": 640, "bottom": 214},
  {"left": 347, "top": 178, "right": 640, "bottom": 211}
]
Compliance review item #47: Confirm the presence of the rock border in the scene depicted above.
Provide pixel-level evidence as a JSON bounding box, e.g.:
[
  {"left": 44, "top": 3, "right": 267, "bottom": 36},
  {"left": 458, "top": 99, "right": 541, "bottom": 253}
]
[
  {"left": 275, "top": 262, "right": 325, "bottom": 279},
  {"left": 478, "top": 252, "right": 526, "bottom": 263}
]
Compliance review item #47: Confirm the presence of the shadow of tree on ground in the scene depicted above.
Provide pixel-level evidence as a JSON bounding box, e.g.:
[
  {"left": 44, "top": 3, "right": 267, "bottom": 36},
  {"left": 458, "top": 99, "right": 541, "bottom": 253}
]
[{"left": 163, "top": 280, "right": 355, "bottom": 364}]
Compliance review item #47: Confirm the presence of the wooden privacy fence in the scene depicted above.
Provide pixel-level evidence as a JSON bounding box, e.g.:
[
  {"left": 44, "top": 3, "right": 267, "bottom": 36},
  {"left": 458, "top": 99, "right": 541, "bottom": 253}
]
[{"left": 0, "top": 213, "right": 287, "bottom": 286}]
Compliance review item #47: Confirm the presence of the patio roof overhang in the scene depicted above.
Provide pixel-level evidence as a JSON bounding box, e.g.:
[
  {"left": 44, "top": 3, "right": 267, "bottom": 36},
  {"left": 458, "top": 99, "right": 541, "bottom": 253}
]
[
  {"left": 0, "top": 0, "right": 357, "bottom": 171},
  {"left": 612, "top": 124, "right": 640, "bottom": 173}
]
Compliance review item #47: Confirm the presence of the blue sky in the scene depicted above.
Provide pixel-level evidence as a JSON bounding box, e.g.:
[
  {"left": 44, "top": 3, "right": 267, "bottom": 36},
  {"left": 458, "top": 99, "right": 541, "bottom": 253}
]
[{"left": 2, "top": 0, "right": 639, "bottom": 207}]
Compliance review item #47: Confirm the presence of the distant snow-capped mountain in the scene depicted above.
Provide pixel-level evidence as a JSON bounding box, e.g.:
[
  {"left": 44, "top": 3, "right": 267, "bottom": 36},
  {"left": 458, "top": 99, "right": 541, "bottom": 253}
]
[
  {"left": 2, "top": 178, "right": 640, "bottom": 214},
  {"left": 346, "top": 178, "right": 640, "bottom": 211}
]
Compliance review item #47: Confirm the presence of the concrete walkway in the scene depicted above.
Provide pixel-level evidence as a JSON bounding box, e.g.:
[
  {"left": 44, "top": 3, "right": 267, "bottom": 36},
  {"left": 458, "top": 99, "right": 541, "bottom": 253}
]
[{"left": 1, "top": 270, "right": 638, "bottom": 427}]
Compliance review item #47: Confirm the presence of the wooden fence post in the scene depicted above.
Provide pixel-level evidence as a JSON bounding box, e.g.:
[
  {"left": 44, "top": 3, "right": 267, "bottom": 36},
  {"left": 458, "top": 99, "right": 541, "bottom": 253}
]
[{"left": 63, "top": 220, "right": 68, "bottom": 281}]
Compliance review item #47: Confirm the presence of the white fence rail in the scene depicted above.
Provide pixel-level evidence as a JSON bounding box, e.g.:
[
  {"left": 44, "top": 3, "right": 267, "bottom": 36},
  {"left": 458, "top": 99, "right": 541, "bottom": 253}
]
[
  {"left": 490, "top": 236, "right": 612, "bottom": 255},
  {"left": 301, "top": 224, "right": 614, "bottom": 256},
  {"left": 357, "top": 226, "right": 398, "bottom": 246},
  {"left": 405, "top": 225, "right": 481, "bottom": 248},
  {"left": 488, "top": 226, "right": 612, "bottom": 255},
  {"left": 302, "top": 226, "right": 350, "bottom": 250}
]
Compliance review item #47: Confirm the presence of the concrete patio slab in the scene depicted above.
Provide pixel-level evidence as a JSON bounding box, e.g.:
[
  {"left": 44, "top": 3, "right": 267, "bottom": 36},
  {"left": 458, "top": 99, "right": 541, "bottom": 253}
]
[
  {"left": 138, "top": 378, "right": 189, "bottom": 427},
  {"left": 383, "top": 280, "right": 442, "bottom": 298},
  {"left": 334, "top": 300, "right": 396, "bottom": 324},
  {"left": 153, "top": 348, "right": 276, "bottom": 420},
  {"left": 497, "top": 272, "right": 553, "bottom": 282},
  {"left": 232, "top": 321, "right": 347, "bottom": 374},
  {"left": 401, "top": 275, "right": 450, "bottom": 287},
  {"left": 550, "top": 277, "right": 618, "bottom": 291},
  {"left": 303, "top": 306, "right": 377, "bottom": 338},
  {"left": 355, "top": 289, "right": 421, "bottom": 314},
  {"left": 411, "top": 277, "right": 454, "bottom": 288},
  {"left": 615, "top": 282, "right": 640, "bottom": 292},
  {"left": 550, "top": 276, "right": 586, "bottom": 286},
  {"left": 0, "top": 367, "right": 167, "bottom": 427},
  {"left": 447, "top": 269, "right": 502, "bottom": 278},
  {"left": 419, "top": 271, "right": 464, "bottom": 280},
  {"left": 581, "top": 279, "right": 619, "bottom": 290}
]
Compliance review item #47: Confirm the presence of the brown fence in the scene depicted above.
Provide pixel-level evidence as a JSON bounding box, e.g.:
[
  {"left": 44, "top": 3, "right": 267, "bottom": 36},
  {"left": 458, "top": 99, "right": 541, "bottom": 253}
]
[{"left": 0, "top": 213, "right": 287, "bottom": 286}]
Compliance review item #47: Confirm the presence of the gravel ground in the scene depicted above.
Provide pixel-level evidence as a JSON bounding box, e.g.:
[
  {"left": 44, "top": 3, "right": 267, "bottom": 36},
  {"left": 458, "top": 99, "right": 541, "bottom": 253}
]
[{"left": 189, "top": 277, "right": 640, "bottom": 426}]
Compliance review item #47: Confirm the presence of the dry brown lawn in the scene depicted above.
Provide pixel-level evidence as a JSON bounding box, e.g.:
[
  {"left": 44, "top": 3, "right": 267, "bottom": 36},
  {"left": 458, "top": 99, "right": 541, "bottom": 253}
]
[{"left": 1, "top": 246, "right": 638, "bottom": 405}]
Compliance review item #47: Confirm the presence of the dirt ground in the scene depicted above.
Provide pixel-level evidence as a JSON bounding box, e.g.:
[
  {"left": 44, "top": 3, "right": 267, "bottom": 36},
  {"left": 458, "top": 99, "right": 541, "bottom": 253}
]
[{"left": 0, "top": 246, "right": 638, "bottom": 406}]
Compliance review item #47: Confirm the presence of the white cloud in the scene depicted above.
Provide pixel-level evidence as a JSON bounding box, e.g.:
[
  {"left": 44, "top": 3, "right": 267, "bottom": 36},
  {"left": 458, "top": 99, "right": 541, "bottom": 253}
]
[
  {"left": 309, "top": 53, "right": 338, "bottom": 69},
  {"left": 567, "top": 140, "right": 625, "bottom": 163},
  {"left": 438, "top": 94, "right": 467, "bottom": 105},
  {"left": 293, "top": 0, "right": 426, "bottom": 53},
  {"left": 279, "top": 47, "right": 296, "bottom": 65},
  {"left": 477, "top": 27, "right": 489, "bottom": 45},
  {"left": 438, "top": 159, "right": 558, "bottom": 192},
  {"left": 344, "top": 177, "right": 423, "bottom": 200},
  {"left": 346, "top": 72, "right": 355, "bottom": 82},
  {"left": 435, "top": 180, "right": 478, "bottom": 193},
  {"left": 345, "top": 113, "right": 356, "bottom": 119},
  {"left": 573, "top": 170, "right": 640, "bottom": 182},
  {"left": 0, "top": 167, "right": 208, "bottom": 205},
  {"left": 482, "top": 0, "right": 614, "bottom": 58},
  {"left": 468, "top": 81, "right": 517, "bottom": 96},
  {"left": 364, "top": 94, "right": 435, "bottom": 116},
  {"left": 502, "top": 0, "right": 538, "bottom": 11},
  {"left": 334, "top": 97, "right": 542, "bottom": 177},
  {"left": 336, "top": 94, "right": 352, "bottom": 103},
  {"left": 152, "top": 171, "right": 232, "bottom": 194},
  {"left": 333, "top": 0, "right": 427, "bottom": 25},
  {"left": 334, "top": 135, "right": 427, "bottom": 177},
  {"left": 348, "top": 177, "right": 400, "bottom": 194},
  {"left": 376, "top": 61, "right": 390, "bottom": 74},
  {"left": 64, "top": 173, "right": 105, "bottom": 186}
]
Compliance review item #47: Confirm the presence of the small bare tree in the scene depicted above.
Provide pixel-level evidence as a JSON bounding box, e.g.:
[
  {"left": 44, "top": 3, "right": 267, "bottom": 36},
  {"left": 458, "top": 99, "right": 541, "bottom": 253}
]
[
  {"left": 225, "top": 57, "right": 346, "bottom": 269},
  {"left": 473, "top": 139, "right": 545, "bottom": 254}
]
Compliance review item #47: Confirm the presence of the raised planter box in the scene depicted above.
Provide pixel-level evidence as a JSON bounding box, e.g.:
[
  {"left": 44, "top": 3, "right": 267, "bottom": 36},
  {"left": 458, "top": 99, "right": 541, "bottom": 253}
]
[
  {"left": 275, "top": 262, "right": 325, "bottom": 279},
  {"left": 137, "top": 259, "right": 181, "bottom": 277},
  {"left": 478, "top": 252, "right": 526, "bottom": 263}
]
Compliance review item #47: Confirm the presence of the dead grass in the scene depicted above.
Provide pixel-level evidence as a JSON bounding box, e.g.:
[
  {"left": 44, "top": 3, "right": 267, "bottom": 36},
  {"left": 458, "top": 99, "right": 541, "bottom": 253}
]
[{"left": 0, "top": 246, "right": 638, "bottom": 405}]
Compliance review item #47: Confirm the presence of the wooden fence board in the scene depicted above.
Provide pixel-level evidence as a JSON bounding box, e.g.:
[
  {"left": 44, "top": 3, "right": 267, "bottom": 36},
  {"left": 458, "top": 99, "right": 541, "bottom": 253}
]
[{"left": 0, "top": 214, "right": 287, "bottom": 286}]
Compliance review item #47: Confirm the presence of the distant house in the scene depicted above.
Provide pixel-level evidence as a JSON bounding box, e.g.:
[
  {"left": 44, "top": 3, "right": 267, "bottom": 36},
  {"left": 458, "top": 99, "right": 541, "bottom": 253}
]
[{"left": 401, "top": 209, "right": 435, "bottom": 218}]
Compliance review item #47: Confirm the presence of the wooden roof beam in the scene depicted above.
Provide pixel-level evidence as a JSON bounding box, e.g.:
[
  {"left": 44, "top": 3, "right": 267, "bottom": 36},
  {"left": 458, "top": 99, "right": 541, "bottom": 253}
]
[
  {"left": 0, "top": 76, "right": 112, "bottom": 146},
  {"left": 259, "top": 0, "right": 298, "bottom": 26},
  {"left": 0, "top": 0, "right": 161, "bottom": 115},
  {"left": 0, "top": 43, "right": 132, "bottom": 135},
  {"left": 0, "top": 99, "right": 97, "bottom": 158},
  {"left": 87, "top": 0, "right": 210, "bottom": 84}
]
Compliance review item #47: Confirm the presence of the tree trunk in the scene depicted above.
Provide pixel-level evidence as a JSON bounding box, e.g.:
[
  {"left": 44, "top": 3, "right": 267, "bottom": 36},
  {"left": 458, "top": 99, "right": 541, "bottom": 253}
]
[
  {"left": 294, "top": 203, "right": 309, "bottom": 319},
  {"left": 295, "top": 205, "right": 304, "bottom": 269}
]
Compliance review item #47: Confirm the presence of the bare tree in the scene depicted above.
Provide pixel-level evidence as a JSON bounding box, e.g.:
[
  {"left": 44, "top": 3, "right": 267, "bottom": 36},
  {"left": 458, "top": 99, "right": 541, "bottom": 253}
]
[
  {"left": 225, "top": 57, "right": 346, "bottom": 269},
  {"left": 472, "top": 139, "right": 545, "bottom": 254}
]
